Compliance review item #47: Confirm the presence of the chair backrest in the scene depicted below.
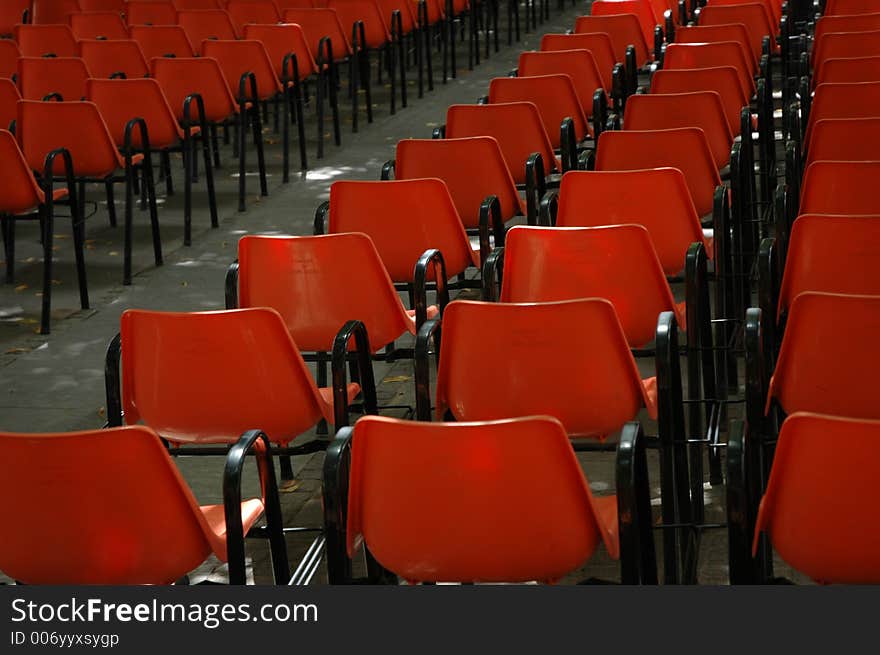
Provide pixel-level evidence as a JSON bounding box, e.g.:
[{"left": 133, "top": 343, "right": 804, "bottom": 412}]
[
  {"left": 394, "top": 137, "right": 523, "bottom": 228},
  {"left": 151, "top": 56, "right": 237, "bottom": 121},
  {"left": 0, "top": 39, "right": 21, "bottom": 80},
  {"left": 0, "top": 426, "right": 220, "bottom": 585},
  {"left": 813, "top": 12, "right": 880, "bottom": 48},
  {"left": 591, "top": 0, "right": 658, "bottom": 51},
  {"left": 120, "top": 307, "right": 328, "bottom": 444},
  {"left": 800, "top": 160, "right": 880, "bottom": 216},
  {"left": 0, "top": 0, "right": 31, "bottom": 37},
  {"left": 243, "top": 23, "right": 318, "bottom": 78},
  {"left": 673, "top": 23, "right": 757, "bottom": 69},
  {"left": 237, "top": 233, "right": 412, "bottom": 351},
  {"left": 555, "top": 168, "right": 706, "bottom": 276},
  {"left": 178, "top": 9, "right": 239, "bottom": 47},
  {"left": 126, "top": 0, "right": 179, "bottom": 25},
  {"left": 174, "top": 0, "right": 223, "bottom": 8},
  {"left": 0, "top": 128, "right": 46, "bottom": 215},
  {"left": 202, "top": 40, "right": 280, "bottom": 99},
  {"left": 445, "top": 102, "right": 559, "bottom": 184},
  {"left": 707, "top": 0, "right": 780, "bottom": 22},
  {"left": 86, "top": 77, "right": 181, "bottom": 148},
  {"left": 596, "top": 127, "right": 720, "bottom": 217},
  {"left": 812, "top": 29, "right": 880, "bottom": 70},
  {"left": 499, "top": 225, "right": 680, "bottom": 347},
  {"left": 17, "top": 98, "right": 122, "bottom": 176},
  {"left": 489, "top": 75, "right": 591, "bottom": 147},
  {"left": 346, "top": 414, "right": 610, "bottom": 583},
  {"left": 778, "top": 214, "right": 880, "bottom": 316},
  {"left": 769, "top": 292, "right": 880, "bottom": 418},
  {"left": 0, "top": 79, "right": 21, "bottom": 132},
  {"left": 540, "top": 32, "right": 616, "bottom": 90},
  {"left": 15, "top": 23, "right": 79, "bottom": 57},
  {"left": 327, "top": 178, "right": 476, "bottom": 281},
  {"left": 17, "top": 56, "right": 91, "bottom": 101},
  {"left": 824, "top": 0, "right": 880, "bottom": 15},
  {"left": 327, "top": 0, "right": 389, "bottom": 49},
  {"left": 226, "top": 0, "right": 282, "bottom": 31},
  {"left": 435, "top": 299, "right": 651, "bottom": 437},
  {"left": 69, "top": 10, "right": 130, "bottom": 39},
  {"left": 754, "top": 412, "right": 880, "bottom": 584},
  {"left": 806, "top": 116, "right": 880, "bottom": 167},
  {"left": 80, "top": 0, "right": 126, "bottom": 9},
  {"left": 282, "top": 8, "right": 352, "bottom": 58},
  {"left": 624, "top": 91, "right": 732, "bottom": 168},
  {"left": 377, "top": 0, "right": 419, "bottom": 32},
  {"left": 79, "top": 39, "right": 150, "bottom": 79},
  {"left": 518, "top": 49, "right": 607, "bottom": 113},
  {"left": 31, "top": 0, "right": 82, "bottom": 24},
  {"left": 130, "top": 24, "right": 196, "bottom": 58},
  {"left": 698, "top": 3, "right": 774, "bottom": 60},
  {"left": 804, "top": 82, "right": 880, "bottom": 154},
  {"left": 815, "top": 54, "right": 880, "bottom": 85},
  {"left": 574, "top": 14, "right": 650, "bottom": 66},
  {"left": 650, "top": 66, "right": 746, "bottom": 135},
  {"left": 663, "top": 42, "right": 754, "bottom": 99},
  {"left": 277, "top": 0, "right": 319, "bottom": 8}
]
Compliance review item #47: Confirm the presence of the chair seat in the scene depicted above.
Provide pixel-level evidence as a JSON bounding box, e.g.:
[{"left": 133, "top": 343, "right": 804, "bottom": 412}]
[
  {"left": 199, "top": 497, "right": 265, "bottom": 562},
  {"left": 318, "top": 382, "right": 362, "bottom": 419},
  {"left": 641, "top": 375, "right": 658, "bottom": 420},
  {"left": 405, "top": 305, "right": 440, "bottom": 330}
]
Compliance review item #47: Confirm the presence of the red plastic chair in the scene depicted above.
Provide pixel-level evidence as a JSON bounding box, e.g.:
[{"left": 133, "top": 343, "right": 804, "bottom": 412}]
[
  {"left": 79, "top": 0, "right": 126, "bottom": 9},
  {"left": 178, "top": 9, "right": 239, "bottom": 46},
  {"left": 776, "top": 214, "right": 880, "bottom": 318},
  {"left": 444, "top": 102, "right": 561, "bottom": 186},
  {"left": 574, "top": 14, "right": 651, "bottom": 66},
  {"left": 624, "top": 91, "right": 733, "bottom": 169},
  {"left": 591, "top": 0, "right": 660, "bottom": 54},
  {"left": 17, "top": 56, "right": 91, "bottom": 101},
  {"left": 388, "top": 136, "right": 527, "bottom": 227},
  {"left": 698, "top": 4, "right": 777, "bottom": 57},
  {"left": 824, "top": 0, "right": 880, "bottom": 15},
  {"left": 800, "top": 160, "right": 880, "bottom": 215},
  {"left": 488, "top": 75, "right": 592, "bottom": 153},
  {"left": 16, "top": 99, "right": 162, "bottom": 284},
  {"left": 553, "top": 168, "right": 710, "bottom": 276},
  {"left": 673, "top": 23, "right": 758, "bottom": 71},
  {"left": 202, "top": 39, "right": 307, "bottom": 178},
  {"left": 324, "top": 178, "right": 482, "bottom": 281},
  {"left": 518, "top": 49, "right": 608, "bottom": 116},
  {"left": 0, "top": 0, "right": 31, "bottom": 38},
  {"left": 151, "top": 56, "right": 267, "bottom": 212},
  {"left": 126, "top": 0, "right": 179, "bottom": 25},
  {"left": 811, "top": 29, "right": 880, "bottom": 70},
  {"left": 815, "top": 55, "right": 880, "bottom": 85},
  {"left": 803, "top": 81, "right": 880, "bottom": 150},
  {"left": 130, "top": 24, "right": 196, "bottom": 58},
  {"left": 79, "top": 39, "right": 150, "bottom": 79},
  {"left": 540, "top": 32, "right": 616, "bottom": 91},
  {"left": 753, "top": 412, "right": 880, "bottom": 584},
  {"left": 0, "top": 128, "right": 86, "bottom": 334},
  {"left": 813, "top": 12, "right": 880, "bottom": 49},
  {"left": 0, "top": 78, "right": 20, "bottom": 130},
  {"left": 15, "top": 23, "right": 79, "bottom": 57},
  {"left": 69, "top": 10, "right": 130, "bottom": 39},
  {"left": 174, "top": 0, "right": 223, "bottom": 8},
  {"left": 497, "top": 225, "right": 683, "bottom": 348},
  {"left": 226, "top": 0, "right": 282, "bottom": 31},
  {"left": 431, "top": 298, "right": 657, "bottom": 436},
  {"left": 0, "top": 39, "right": 21, "bottom": 80},
  {"left": 596, "top": 127, "right": 721, "bottom": 217},
  {"left": 650, "top": 66, "right": 747, "bottom": 136},
  {"left": 0, "top": 425, "right": 287, "bottom": 585},
  {"left": 806, "top": 117, "right": 880, "bottom": 167},
  {"left": 663, "top": 42, "right": 755, "bottom": 99},
  {"left": 87, "top": 77, "right": 218, "bottom": 244},
  {"left": 324, "top": 414, "right": 652, "bottom": 584},
  {"left": 31, "top": 0, "right": 81, "bottom": 24},
  {"left": 244, "top": 23, "right": 339, "bottom": 160}
]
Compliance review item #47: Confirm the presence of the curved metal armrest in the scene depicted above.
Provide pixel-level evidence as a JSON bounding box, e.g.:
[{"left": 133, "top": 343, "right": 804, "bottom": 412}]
[
  {"left": 414, "top": 248, "right": 450, "bottom": 327},
  {"left": 380, "top": 159, "right": 395, "bottom": 180},
  {"left": 540, "top": 189, "right": 558, "bottom": 226},
  {"left": 322, "top": 426, "right": 354, "bottom": 584},
  {"left": 237, "top": 70, "right": 259, "bottom": 111},
  {"left": 617, "top": 421, "right": 658, "bottom": 584},
  {"left": 432, "top": 125, "right": 446, "bottom": 139},
  {"left": 104, "top": 332, "right": 123, "bottom": 428},
  {"left": 477, "top": 194, "right": 504, "bottom": 266},
  {"left": 480, "top": 246, "right": 504, "bottom": 301},
  {"left": 414, "top": 317, "right": 442, "bottom": 421},
  {"left": 182, "top": 92, "right": 207, "bottom": 139},
  {"left": 525, "top": 151, "right": 547, "bottom": 225},
  {"left": 224, "top": 429, "right": 290, "bottom": 585},
  {"left": 314, "top": 200, "right": 329, "bottom": 234},
  {"left": 123, "top": 117, "right": 151, "bottom": 162},
  {"left": 331, "top": 319, "right": 378, "bottom": 429},
  {"left": 225, "top": 260, "right": 240, "bottom": 309},
  {"left": 559, "top": 116, "right": 577, "bottom": 173}
]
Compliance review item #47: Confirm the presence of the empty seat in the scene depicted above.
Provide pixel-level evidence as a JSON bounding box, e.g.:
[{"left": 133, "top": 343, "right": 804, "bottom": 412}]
[
  {"left": 804, "top": 81, "right": 880, "bottom": 146},
  {"left": 663, "top": 42, "right": 755, "bottom": 99},
  {"left": 178, "top": 9, "right": 238, "bottom": 47},
  {"left": 130, "top": 24, "right": 196, "bottom": 59},
  {"left": 815, "top": 55, "right": 880, "bottom": 85},
  {"left": 126, "top": 0, "right": 178, "bottom": 25},
  {"left": 540, "top": 32, "right": 616, "bottom": 90},
  {"left": 800, "top": 161, "right": 880, "bottom": 216},
  {"left": 69, "top": 10, "right": 130, "bottom": 39},
  {"left": 79, "top": 39, "right": 150, "bottom": 79},
  {"left": 15, "top": 23, "right": 79, "bottom": 57},
  {"left": 806, "top": 117, "right": 880, "bottom": 167},
  {"left": 699, "top": 3, "right": 777, "bottom": 58},
  {"left": 650, "top": 66, "right": 747, "bottom": 136},
  {"left": 0, "top": 39, "right": 21, "bottom": 80},
  {"left": 812, "top": 29, "right": 880, "bottom": 70},
  {"left": 0, "top": 0, "right": 31, "bottom": 38},
  {"left": 518, "top": 49, "right": 608, "bottom": 115},
  {"left": 31, "top": 0, "right": 82, "bottom": 25},
  {"left": 591, "top": 0, "right": 659, "bottom": 53},
  {"left": 574, "top": 14, "right": 651, "bottom": 66},
  {"left": 17, "top": 56, "right": 91, "bottom": 101},
  {"left": 673, "top": 23, "right": 758, "bottom": 70}
]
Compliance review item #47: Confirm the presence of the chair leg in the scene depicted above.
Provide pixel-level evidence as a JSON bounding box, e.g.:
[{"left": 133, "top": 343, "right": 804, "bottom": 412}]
[
  {"left": 388, "top": 43, "right": 397, "bottom": 115},
  {"left": 398, "top": 31, "right": 407, "bottom": 108},
  {"left": 250, "top": 105, "right": 268, "bottom": 198},
  {"left": 281, "top": 90, "right": 290, "bottom": 183},
  {"left": 328, "top": 66, "right": 341, "bottom": 146},
  {"left": 361, "top": 50, "right": 374, "bottom": 124},
  {"left": 142, "top": 153, "right": 163, "bottom": 268},
  {"left": 1, "top": 215, "right": 14, "bottom": 283},
  {"left": 69, "top": 187, "right": 89, "bottom": 311},
  {"left": 161, "top": 150, "right": 174, "bottom": 196},
  {"left": 183, "top": 133, "right": 193, "bottom": 246},
  {"left": 317, "top": 67, "right": 326, "bottom": 159},
  {"left": 450, "top": 14, "right": 457, "bottom": 78},
  {"left": 123, "top": 170, "right": 134, "bottom": 285},
  {"left": 199, "top": 126, "right": 219, "bottom": 229},
  {"left": 211, "top": 124, "right": 221, "bottom": 168},
  {"left": 39, "top": 206, "right": 54, "bottom": 335},
  {"left": 105, "top": 180, "right": 117, "bottom": 228},
  {"left": 293, "top": 80, "right": 307, "bottom": 172},
  {"left": 237, "top": 110, "right": 247, "bottom": 212}
]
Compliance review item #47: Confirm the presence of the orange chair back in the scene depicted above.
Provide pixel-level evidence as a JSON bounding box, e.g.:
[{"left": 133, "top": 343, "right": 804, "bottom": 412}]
[
  {"left": 500, "top": 225, "right": 681, "bottom": 347},
  {"left": 243, "top": 23, "right": 319, "bottom": 78},
  {"left": 556, "top": 168, "right": 708, "bottom": 276},
  {"left": 120, "top": 308, "right": 329, "bottom": 444},
  {"left": 151, "top": 56, "right": 238, "bottom": 122},
  {"left": 596, "top": 127, "right": 720, "bottom": 217},
  {"left": 126, "top": 0, "right": 179, "bottom": 25},
  {"left": 673, "top": 23, "right": 757, "bottom": 69},
  {"left": 347, "top": 415, "right": 612, "bottom": 583},
  {"left": 237, "top": 233, "right": 413, "bottom": 351},
  {"left": 806, "top": 116, "right": 880, "bottom": 167},
  {"left": 79, "top": 39, "right": 150, "bottom": 79},
  {"left": 179, "top": 9, "right": 239, "bottom": 47},
  {"left": 699, "top": 3, "right": 775, "bottom": 57},
  {"left": 0, "top": 0, "right": 30, "bottom": 37},
  {"left": 814, "top": 12, "right": 880, "bottom": 47},
  {"left": 31, "top": 0, "right": 82, "bottom": 24},
  {"left": 394, "top": 137, "right": 524, "bottom": 227},
  {"left": 754, "top": 412, "right": 880, "bottom": 584},
  {"left": 0, "top": 129, "right": 47, "bottom": 215},
  {"left": 282, "top": 8, "right": 352, "bottom": 58},
  {"left": 805, "top": 81, "right": 880, "bottom": 145},
  {"left": 540, "top": 32, "right": 616, "bottom": 90},
  {"left": 17, "top": 56, "right": 91, "bottom": 101},
  {"left": 86, "top": 77, "right": 182, "bottom": 148},
  {"left": 69, "top": 10, "right": 130, "bottom": 39},
  {"left": 816, "top": 55, "right": 880, "bottom": 85},
  {"left": 824, "top": 0, "right": 880, "bottom": 15},
  {"left": 445, "top": 102, "right": 559, "bottom": 183},
  {"left": 812, "top": 29, "right": 880, "bottom": 70},
  {"left": 226, "top": 0, "right": 282, "bottom": 31},
  {"left": 327, "top": 178, "right": 477, "bottom": 281},
  {"left": 0, "top": 78, "right": 21, "bottom": 132},
  {"left": 327, "top": 0, "right": 389, "bottom": 49},
  {"left": 435, "top": 299, "right": 652, "bottom": 436},
  {"left": 202, "top": 40, "right": 281, "bottom": 99},
  {"left": 663, "top": 42, "right": 754, "bottom": 98},
  {"left": 574, "top": 14, "right": 650, "bottom": 65},
  {"left": 519, "top": 48, "right": 607, "bottom": 111},
  {"left": 130, "top": 24, "right": 196, "bottom": 58},
  {"left": 15, "top": 23, "right": 79, "bottom": 57},
  {"left": 0, "top": 39, "right": 20, "bottom": 79},
  {"left": 591, "top": 0, "right": 658, "bottom": 52},
  {"left": 650, "top": 66, "right": 747, "bottom": 135},
  {"left": 800, "top": 160, "right": 880, "bottom": 215}
]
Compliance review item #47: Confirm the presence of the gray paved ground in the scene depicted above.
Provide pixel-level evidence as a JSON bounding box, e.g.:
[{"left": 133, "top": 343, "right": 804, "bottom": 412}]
[{"left": 0, "top": 3, "right": 807, "bottom": 585}]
